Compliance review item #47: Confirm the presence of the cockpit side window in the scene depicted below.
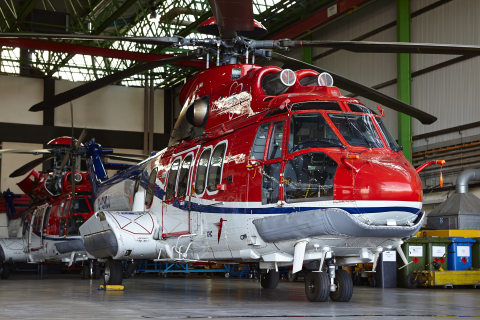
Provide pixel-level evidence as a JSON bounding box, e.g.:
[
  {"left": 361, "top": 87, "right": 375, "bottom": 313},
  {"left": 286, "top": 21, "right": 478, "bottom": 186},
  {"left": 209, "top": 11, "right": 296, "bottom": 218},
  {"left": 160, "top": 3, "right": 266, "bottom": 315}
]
[
  {"left": 251, "top": 123, "right": 270, "bottom": 161},
  {"left": 284, "top": 152, "right": 337, "bottom": 203},
  {"left": 166, "top": 159, "right": 181, "bottom": 201},
  {"left": 206, "top": 144, "right": 226, "bottom": 192},
  {"left": 177, "top": 155, "right": 193, "bottom": 198},
  {"left": 375, "top": 117, "right": 400, "bottom": 151},
  {"left": 328, "top": 113, "right": 384, "bottom": 148},
  {"left": 289, "top": 113, "right": 343, "bottom": 153},
  {"left": 266, "top": 121, "right": 284, "bottom": 160}
]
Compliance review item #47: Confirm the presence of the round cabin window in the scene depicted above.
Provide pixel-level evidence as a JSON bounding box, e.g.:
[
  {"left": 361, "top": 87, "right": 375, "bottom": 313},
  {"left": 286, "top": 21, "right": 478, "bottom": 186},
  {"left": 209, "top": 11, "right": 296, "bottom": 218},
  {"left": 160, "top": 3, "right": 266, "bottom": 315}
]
[{"left": 145, "top": 168, "right": 158, "bottom": 207}]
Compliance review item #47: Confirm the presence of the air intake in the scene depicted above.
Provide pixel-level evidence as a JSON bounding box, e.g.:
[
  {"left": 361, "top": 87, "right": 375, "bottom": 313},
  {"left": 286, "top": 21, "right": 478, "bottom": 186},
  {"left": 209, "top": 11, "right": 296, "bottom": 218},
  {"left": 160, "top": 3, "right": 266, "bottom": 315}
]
[
  {"left": 300, "top": 72, "right": 334, "bottom": 87},
  {"left": 262, "top": 69, "right": 296, "bottom": 95}
]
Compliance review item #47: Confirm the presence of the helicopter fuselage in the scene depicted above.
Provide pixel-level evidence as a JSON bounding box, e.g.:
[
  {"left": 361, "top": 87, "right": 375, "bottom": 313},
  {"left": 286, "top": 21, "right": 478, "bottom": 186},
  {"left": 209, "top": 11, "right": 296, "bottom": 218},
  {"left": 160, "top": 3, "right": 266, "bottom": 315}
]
[{"left": 80, "top": 64, "right": 424, "bottom": 270}]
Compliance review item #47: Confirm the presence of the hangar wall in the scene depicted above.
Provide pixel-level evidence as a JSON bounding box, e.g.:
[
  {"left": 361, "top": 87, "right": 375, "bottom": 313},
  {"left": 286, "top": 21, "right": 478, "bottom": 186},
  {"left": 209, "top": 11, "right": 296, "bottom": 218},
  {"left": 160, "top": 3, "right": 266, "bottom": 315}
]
[{"left": 0, "top": 74, "right": 164, "bottom": 192}]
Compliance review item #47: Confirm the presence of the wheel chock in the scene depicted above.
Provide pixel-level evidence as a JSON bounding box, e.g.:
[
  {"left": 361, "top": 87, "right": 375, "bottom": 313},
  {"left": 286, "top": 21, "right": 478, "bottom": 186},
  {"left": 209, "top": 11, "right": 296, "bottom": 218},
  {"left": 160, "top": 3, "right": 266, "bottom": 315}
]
[{"left": 98, "top": 285, "right": 124, "bottom": 291}]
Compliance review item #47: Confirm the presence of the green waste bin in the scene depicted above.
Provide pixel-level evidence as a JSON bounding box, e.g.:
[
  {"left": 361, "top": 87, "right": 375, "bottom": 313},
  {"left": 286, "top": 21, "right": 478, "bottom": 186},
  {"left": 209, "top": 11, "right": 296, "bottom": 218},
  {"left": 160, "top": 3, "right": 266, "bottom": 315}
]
[
  {"left": 397, "top": 238, "right": 427, "bottom": 288},
  {"left": 472, "top": 238, "right": 480, "bottom": 269},
  {"left": 397, "top": 237, "right": 452, "bottom": 288}
]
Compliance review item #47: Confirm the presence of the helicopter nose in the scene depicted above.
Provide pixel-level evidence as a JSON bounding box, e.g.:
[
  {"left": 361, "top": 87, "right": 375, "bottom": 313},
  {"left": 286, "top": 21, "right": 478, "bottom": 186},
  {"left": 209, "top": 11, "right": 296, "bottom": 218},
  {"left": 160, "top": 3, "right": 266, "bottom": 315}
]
[{"left": 352, "top": 155, "right": 423, "bottom": 226}]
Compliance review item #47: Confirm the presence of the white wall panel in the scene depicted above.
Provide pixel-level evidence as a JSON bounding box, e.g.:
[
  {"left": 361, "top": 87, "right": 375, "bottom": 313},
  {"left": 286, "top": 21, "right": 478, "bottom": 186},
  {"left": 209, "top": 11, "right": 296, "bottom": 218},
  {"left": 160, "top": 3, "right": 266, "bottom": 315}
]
[
  {"left": 54, "top": 81, "right": 165, "bottom": 133},
  {"left": 411, "top": 0, "right": 480, "bottom": 72},
  {"left": 0, "top": 75, "right": 44, "bottom": 125},
  {"left": 1, "top": 141, "right": 43, "bottom": 193},
  {"left": 411, "top": 56, "right": 480, "bottom": 148}
]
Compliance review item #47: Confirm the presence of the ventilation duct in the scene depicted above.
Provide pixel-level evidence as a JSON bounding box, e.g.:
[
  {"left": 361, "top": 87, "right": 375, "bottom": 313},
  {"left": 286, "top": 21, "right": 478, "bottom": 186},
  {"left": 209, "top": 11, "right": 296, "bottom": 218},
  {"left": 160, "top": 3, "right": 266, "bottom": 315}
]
[{"left": 426, "top": 169, "right": 480, "bottom": 230}]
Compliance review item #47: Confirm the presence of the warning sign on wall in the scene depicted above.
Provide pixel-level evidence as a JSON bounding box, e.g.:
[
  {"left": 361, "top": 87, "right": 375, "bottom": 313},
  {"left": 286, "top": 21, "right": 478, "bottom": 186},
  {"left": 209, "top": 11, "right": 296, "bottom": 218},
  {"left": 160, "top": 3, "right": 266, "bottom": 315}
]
[{"left": 409, "top": 246, "right": 423, "bottom": 257}]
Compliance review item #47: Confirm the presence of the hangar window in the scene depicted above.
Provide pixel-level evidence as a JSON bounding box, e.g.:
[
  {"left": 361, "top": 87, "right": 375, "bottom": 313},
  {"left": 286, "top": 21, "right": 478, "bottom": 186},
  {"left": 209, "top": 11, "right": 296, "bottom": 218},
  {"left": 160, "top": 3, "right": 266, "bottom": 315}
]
[
  {"left": 207, "top": 144, "right": 226, "bottom": 192},
  {"left": 284, "top": 152, "right": 337, "bottom": 203},
  {"left": 145, "top": 168, "right": 158, "bottom": 206},
  {"left": 195, "top": 149, "right": 211, "bottom": 194},
  {"left": 177, "top": 155, "right": 193, "bottom": 199},
  {"left": 166, "top": 160, "right": 181, "bottom": 201}
]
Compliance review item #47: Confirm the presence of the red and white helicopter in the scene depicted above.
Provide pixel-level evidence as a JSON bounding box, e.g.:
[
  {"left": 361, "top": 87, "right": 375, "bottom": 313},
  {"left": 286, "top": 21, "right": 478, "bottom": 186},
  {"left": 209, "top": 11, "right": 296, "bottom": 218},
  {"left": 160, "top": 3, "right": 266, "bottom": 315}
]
[
  {"left": 3, "top": 0, "right": 476, "bottom": 301},
  {"left": 0, "top": 134, "right": 143, "bottom": 279}
]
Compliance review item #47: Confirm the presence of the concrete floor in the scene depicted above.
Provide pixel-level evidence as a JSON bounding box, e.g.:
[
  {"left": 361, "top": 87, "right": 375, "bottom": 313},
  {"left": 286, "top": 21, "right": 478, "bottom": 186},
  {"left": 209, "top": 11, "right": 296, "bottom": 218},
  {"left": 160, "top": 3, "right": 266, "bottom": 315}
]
[{"left": 0, "top": 274, "right": 479, "bottom": 319}]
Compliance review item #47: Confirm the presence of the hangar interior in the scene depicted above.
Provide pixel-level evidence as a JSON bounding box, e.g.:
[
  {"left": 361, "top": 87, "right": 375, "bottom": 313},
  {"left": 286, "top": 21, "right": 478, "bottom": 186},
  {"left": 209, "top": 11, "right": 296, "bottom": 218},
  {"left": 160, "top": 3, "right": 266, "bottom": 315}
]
[{"left": 1, "top": 0, "right": 480, "bottom": 318}]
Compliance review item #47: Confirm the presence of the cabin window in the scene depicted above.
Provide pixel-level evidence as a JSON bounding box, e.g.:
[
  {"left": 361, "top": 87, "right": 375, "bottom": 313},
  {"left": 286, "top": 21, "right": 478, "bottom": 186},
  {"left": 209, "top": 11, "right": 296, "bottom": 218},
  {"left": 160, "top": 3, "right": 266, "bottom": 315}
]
[
  {"left": 262, "top": 163, "right": 281, "bottom": 204},
  {"left": 62, "top": 200, "right": 71, "bottom": 217},
  {"left": 207, "top": 144, "right": 226, "bottom": 192},
  {"left": 328, "top": 113, "right": 384, "bottom": 148},
  {"left": 284, "top": 152, "right": 337, "bottom": 203},
  {"left": 251, "top": 123, "right": 270, "bottom": 160},
  {"left": 195, "top": 149, "right": 211, "bottom": 194},
  {"left": 71, "top": 197, "right": 91, "bottom": 214},
  {"left": 59, "top": 218, "right": 66, "bottom": 237},
  {"left": 42, "top": 206, "right": 51, "bottom": 230},
  {"left": 66, "top": 214, "right": 85, "bottom": 236},
  {"left": 289, "top": 113, "right": 343, "bottom": 153},
  {"left": 177, "top": 155, "right": 193, "bottom": 198},
  {"left": 166, "top": 160, "right": 181, "bottom": 201},
  {"left": 145, "top": 168, "right": 158, "bottom": 206},
  {"left": 266, "top": 121, "right": 284, "bottom": 160},
  {"left": 56, "top": 200, "right": 65, "bottom": 217}
]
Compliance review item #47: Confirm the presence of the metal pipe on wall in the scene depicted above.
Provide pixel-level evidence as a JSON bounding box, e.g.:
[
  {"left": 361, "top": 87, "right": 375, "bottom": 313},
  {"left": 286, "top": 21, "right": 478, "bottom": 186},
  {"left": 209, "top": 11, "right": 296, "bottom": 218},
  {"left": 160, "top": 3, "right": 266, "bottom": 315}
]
[
  {"left": 149, "top": 77, "right": 154, "bottom": 154},
  {"left": 143, "top": 74, "right": 149, "bottom": 155},
  {"left": 456, "top": 169, "right": 480, "bottom": 194}
]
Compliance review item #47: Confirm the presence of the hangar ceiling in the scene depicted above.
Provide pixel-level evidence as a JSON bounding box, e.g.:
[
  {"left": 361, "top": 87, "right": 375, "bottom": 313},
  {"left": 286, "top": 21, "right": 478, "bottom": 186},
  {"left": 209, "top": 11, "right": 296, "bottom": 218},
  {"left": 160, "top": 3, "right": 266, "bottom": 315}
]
[{"left": 0, "top": 0, "right": 330, "bottom": 87}]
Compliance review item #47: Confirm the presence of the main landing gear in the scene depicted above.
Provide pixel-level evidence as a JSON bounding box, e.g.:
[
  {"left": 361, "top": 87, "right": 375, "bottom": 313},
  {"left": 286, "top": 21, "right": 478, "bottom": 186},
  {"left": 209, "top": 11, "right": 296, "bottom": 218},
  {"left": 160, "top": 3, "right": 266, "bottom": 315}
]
[
  {"left": 304, "top": 255, "right": 353, "bottom": 302},
  {"left": 0, "top": 262, "right": 10, "bottom": 280},
  {"left": 260, "top": 269, "right": 280, "bottom": 289},
  {"left": 81, "top": 260, "right": 102, "bottom": 280},
  {"left": 104, "top": 259, "right": 123, "bottom": 286}
]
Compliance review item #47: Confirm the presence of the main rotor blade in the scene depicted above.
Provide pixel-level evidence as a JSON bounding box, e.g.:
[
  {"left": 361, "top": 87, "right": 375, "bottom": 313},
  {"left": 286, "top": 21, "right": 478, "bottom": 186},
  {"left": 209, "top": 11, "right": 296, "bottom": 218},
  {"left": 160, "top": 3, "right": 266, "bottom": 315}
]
[
  {"left": 112, "top": 153, "right": 149, "bottom": 158},
  {"left": 206, "top": 0, "right": 253, "bottom": 38},
  {"left": 279, "top": 40, "right": 480, "bottom": 55},
  {"left": 75, "top": 128, "right": 87, "bottom": 150},
  {"left": 106, "top": 155, "right": 146, "bottom": 163},
  {"left": 29, "top": 49, "right": 204, "bottom": 112},
  {"left": 0, "top": 33, "right": 181, "bottom": 46},
  {"left": 271, "top": 52, "right": 437, "bottom": 125},
  {"left": 0, "top": 149, "right": 51, "bottom": 154},
  {"left": 9, "top": 156, "right": 54, "bottom": 178}
]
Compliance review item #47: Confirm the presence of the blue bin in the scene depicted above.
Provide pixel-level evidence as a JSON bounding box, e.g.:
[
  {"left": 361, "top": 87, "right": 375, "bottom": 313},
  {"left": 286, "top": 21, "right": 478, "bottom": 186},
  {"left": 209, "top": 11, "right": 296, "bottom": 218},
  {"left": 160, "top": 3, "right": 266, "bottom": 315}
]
[{"left": 447, "top": 237, "right": 476, "bottom": 270}]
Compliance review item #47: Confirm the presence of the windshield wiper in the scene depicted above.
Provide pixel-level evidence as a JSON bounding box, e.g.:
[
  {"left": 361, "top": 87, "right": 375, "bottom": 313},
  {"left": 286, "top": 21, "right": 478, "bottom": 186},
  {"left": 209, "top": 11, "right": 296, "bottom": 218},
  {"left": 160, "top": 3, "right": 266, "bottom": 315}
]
[
  {"left": 291, "top": 138, "right": 346, "bottom": 152},
  {"left": 344, "top": 116, "right": 373, "bottom": 148}
]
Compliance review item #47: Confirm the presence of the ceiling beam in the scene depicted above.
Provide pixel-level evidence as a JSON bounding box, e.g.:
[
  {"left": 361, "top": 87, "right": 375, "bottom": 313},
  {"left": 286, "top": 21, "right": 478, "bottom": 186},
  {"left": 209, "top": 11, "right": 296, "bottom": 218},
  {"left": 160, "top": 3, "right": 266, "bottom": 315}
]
[
  {"left": 7, "top": 0, "right": 39, "bottom": 32},
  {"left": 268, "top": 0, "right": 371, "bottom": 40},
  {"left": 47, "top": 0, "right": 139, "bottom": 77},
  {"left": 0, "top": 38, "right": 205, "bottom": 68}
]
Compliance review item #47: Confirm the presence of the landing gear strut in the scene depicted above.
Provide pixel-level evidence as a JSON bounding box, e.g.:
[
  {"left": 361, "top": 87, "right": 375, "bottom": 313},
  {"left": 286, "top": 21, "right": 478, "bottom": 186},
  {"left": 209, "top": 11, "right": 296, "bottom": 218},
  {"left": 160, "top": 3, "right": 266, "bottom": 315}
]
[
  {"left": 104, "top": 259, "right": 123, "bottom": 285},
  {"left": 260, "top": 269, "right": 279, "bottom": 289}
]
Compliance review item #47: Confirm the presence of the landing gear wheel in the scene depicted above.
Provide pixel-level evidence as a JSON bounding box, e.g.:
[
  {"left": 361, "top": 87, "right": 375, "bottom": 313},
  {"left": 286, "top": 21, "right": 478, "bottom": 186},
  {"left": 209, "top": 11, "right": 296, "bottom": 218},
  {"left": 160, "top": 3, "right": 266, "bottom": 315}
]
[
  {"left": 104, "top": 260, "right": 123, "bottom": 286},
  {"left": 93, "top": 263, "right": 101, "bottom": 280},
  {"left": 305, "top": 271, "right": 329, "bottom": 302},
  {"left": 330, "top": 269, "right": 353, "bottom": 302},
  {"left": 261, "top": 270, "right": 279, "bottom": 289},
  {"left": 81, "top": 264, "right": 90, "bottom": 280},
  {"left": 405, "top": 274, "right": 419, "bottom": 289},
  {"left": 0, "top": 263, "right": 10, "bottom": 280},
  {"left": 369, "top": 277, "right": 376, "bottom": 287},
  {"left": 288, "top": 270, "right": 297, "bottom": 282}
]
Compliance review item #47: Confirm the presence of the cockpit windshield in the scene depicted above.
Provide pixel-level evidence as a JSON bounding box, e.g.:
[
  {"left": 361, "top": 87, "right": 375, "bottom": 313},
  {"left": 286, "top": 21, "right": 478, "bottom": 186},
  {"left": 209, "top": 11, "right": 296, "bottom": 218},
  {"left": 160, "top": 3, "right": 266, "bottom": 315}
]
[
  {"left": 375, "top": 117, "right": 401, "bottom": 151},
  {"left": 328, "top": 113, "right": 384, "bottom": 148},
  {"left": 288, "top": 113, "right": 344, "bottom": 153}
]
